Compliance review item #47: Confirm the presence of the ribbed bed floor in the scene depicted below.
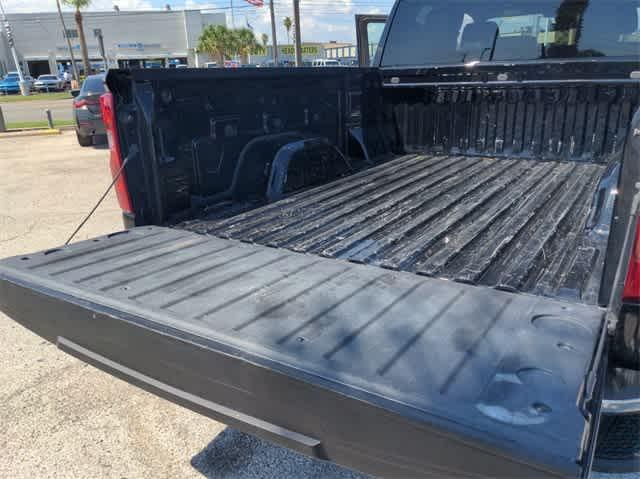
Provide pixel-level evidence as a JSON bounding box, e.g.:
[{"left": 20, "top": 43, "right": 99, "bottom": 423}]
[{"left": 182, "top": 154, "right": 609, "bottom": 303}]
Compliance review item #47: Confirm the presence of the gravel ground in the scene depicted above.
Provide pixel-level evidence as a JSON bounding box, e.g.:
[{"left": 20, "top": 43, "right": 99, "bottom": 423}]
[{"left": 0, "top": 132, "right": 372, "bottom": 479}]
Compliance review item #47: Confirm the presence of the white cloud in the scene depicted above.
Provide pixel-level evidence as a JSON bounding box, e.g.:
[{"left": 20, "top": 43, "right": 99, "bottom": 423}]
[
  {"left": 115, "top": 0, "right": 154, "bottom": 9},
  {"left": 236, "top": 0, "right": 378, "bottom": 43},
  {"left": 2, "top": 0, "right": 152, "bottom": 13},
  {"left": 182, "top": 0, "right": 389, "bottom": 43},
  {"left": 2, "top": 0, "right": 389, "bottom": 43}
]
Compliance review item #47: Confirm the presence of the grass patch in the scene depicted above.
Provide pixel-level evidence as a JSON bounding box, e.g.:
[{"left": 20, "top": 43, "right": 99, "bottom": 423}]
[
  {"left": 0, "top": 91, "right": 72, "bottom": 103},
  {"left": 6, "top": 119, "right": 75, "bottom": 130}
]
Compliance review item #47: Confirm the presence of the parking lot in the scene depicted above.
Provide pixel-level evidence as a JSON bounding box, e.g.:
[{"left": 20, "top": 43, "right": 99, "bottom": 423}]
[{"left": 0, "top": 132, "right": 371, "bottom": 479}]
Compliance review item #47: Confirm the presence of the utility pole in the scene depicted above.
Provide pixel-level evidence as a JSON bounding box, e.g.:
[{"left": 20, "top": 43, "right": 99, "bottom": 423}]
[
  {"left": 292, "top": 0, "right": 302, "bottom": 67},
  {"left": 269, "top": 0, "right": 278, "bottom": 65},
  {"left": 55, "top": 0, "right": 79, "bottom": 84},
  {"left": 94, "top": 28, "right": 107, "bottom": 69},
  {"left": 0, "top": 0, "right": 28, "bottom": 95}
]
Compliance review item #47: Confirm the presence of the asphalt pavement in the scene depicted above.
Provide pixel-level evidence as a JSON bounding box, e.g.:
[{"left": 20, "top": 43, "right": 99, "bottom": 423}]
[
  {"left": 0, "top": 97, "right": 73, "bottom": 124},
  {"left": 0, "top": 131, "right": 373, "bottom": 479}
]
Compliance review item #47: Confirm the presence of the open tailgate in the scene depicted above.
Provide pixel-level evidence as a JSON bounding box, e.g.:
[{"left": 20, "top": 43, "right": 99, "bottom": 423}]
[{"left": 0, "top": 226, "right": 608, "bottom": 478}]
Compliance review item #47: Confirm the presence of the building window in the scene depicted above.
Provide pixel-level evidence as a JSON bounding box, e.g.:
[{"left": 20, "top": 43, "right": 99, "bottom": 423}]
[{"left": 64, "top": 29, "right": 78, "bottom": 39}]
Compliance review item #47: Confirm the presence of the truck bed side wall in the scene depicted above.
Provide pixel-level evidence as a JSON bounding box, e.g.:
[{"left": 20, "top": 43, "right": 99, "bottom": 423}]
[
  {"left": 378, "top": 81, "right": 639, "bottom": 163},
  {"left": 107, "top": 69, "right": 371, "bottom": 225}
]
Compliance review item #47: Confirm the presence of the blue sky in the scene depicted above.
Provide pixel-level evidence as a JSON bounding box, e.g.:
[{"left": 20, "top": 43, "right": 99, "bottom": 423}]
[
  {"left": 5, "top": 0, "right": 396, "bottom": 43},
  {"left": 229, "top": 0, "right": 395, "bottom": 43}
]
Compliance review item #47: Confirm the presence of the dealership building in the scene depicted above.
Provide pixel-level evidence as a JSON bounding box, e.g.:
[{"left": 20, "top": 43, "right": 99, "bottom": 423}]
[
  {"left": 0, "top": 9, "right": 226, "bottom": 76},
  {"left": 249, "top": 42, "right": 356, "bottom": 66}
]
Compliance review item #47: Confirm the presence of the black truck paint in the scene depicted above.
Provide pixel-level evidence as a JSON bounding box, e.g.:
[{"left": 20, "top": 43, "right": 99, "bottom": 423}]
[{"left": 1, "top": 1, "right": 640, "bottom": 477}]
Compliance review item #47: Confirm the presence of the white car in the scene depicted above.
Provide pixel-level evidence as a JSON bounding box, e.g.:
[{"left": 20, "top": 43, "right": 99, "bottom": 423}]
[
  {"left": 34, "top": 74, "right": 64, "bottom": 92},
  {"left": 311, "top": 59, "right": 341, "bottom": 67}
]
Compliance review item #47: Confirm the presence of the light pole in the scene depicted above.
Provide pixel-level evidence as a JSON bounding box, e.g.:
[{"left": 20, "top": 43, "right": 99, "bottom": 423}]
[
  {"left": 292, "top": 0, "right": 302, "bottom": 67},
  {"left": 55, "top": 0, "right": 79, "bottom": 84},
  {"left": 269, "top": 0, "right": 278, "bottom": 65},
  {"left": 0, "top": 0, "right": 28, "bottom": 95},
  {"left": 93, "top": 28, "right": 107, "bottom": 69}
]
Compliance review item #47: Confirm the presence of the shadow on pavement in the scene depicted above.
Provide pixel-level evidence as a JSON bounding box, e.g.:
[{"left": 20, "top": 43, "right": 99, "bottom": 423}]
[
  {"left": 91, "top": 135, "right": 109, "bottom": 149},
  {"left": 191, "top": 428, "right": 374, "bottom": 479}
]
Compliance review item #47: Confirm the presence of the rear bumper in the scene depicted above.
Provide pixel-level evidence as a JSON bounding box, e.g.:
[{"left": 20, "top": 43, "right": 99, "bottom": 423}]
[
  {"left": 602, "top": 368, "right": 640, "bottom": 414},
  {"left": 35, "top": 84, "right": 61, "bottom": 91},
  {"left": 0, "top": 86, "right": 20, "bottom": 93},
  {"left": 75, "top": 117, "right": 105, "bottom": 137},
  {"left": 593, "top": 414, "right": 640, "bottom": 473}
]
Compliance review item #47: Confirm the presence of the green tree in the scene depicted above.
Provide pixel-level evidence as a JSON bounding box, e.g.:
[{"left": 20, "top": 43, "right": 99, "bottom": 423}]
[
  {"left": 283, "top": 17, "right": 292, "bottom": 44},
  {"left": 197, "top": 24, "right": 234, "bottom": 66},
  {"left": 261, "top": 33, "right": 269, "bottom": 49},
  {"left": 233, "top": 28, "right": 260, "bottom": 64},
  {"left": 62, "top": 0, "right": 92, "bottom": 77}
]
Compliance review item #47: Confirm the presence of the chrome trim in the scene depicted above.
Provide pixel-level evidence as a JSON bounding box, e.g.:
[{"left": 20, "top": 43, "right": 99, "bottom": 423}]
[
  {"left": 382, "top": 79, "right": 640, "bottom": 88},
  {"left": 601, "top": 398, "right": 640, "bottom": 415},
  {"left": 56, "top": 336, "right": 322, "bottom": 450}
]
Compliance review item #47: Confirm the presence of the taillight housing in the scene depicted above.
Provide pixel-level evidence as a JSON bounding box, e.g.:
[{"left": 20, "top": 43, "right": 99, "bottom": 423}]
[
  {"left": 623, "top": 220, "right": 640, "bottom": 302},
  {"left": 74, "top": 98, "right": 98, "bottom": 109},
  {"left": 100, "top": 92, "right": 133, "bottom": 215}
]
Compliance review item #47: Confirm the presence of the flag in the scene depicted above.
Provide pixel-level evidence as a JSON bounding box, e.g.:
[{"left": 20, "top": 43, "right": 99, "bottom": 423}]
[
  {"left": 245, "top": 0, "right": 264, "bottom": 6},
  {"left": 246, "top": 17, "right": 254, "bottom": 30}
]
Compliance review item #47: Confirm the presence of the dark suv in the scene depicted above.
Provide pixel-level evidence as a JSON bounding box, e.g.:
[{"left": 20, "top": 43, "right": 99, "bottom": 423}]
[{"left": 72, "top": 74, "right": 107, "bottom": 146}]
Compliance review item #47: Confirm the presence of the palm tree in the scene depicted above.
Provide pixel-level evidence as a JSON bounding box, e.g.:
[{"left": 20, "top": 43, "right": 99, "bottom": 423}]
[
  {"left": 197, "top": 25, "right": 234, "bottom": 66},
  {"left": 283, "top": 17, "right": 292, "bottom": 45},
  {"left": 234, "top": 28, "right": 260, "bottom": 64},
  {"left": 261, "top": 33, "right": 269, "bottom": 49},
  {"left": 62, "top": 0, "right": 92, "bottom": 77}
]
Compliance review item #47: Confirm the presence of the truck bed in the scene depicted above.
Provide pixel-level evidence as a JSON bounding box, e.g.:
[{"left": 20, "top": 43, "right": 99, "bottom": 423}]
[
  {"left": 180, "top": 153, "right": 610, "bottom": 304},
  {"left": 0, "top": 226, "right": 606, "bottom": 477}
]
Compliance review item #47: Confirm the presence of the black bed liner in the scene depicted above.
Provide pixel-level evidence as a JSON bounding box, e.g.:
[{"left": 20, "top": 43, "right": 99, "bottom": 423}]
[
  {"left": 180, "top": 153, "right": 609, "bottom": 304},
  {"left": 0, "top": 227, "right": 607, "bottom": 477}
]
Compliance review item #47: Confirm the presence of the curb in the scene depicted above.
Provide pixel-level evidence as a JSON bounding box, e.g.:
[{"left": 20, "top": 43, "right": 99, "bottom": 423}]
[{"left": 0, "top": 128, "right": 62, "bottom": 138}]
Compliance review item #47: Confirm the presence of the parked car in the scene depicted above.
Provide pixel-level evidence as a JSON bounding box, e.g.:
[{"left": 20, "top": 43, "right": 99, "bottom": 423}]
[
  {"left": 258, "top": 59, "right": 291, "bottom": 67},
  {"left": 0, "top": 72, "right": 34, "bottom": 94},
  {"left": 33, "top": 74, "right": 64, "bottom": 92},
  {"left": 339, "top": 57, "right": 359, "bottom": 67},
  {"left": 311, "top": 58, "right": 341, "bottom": 67},
  {"left": 1, "top": 1, "right": 640, "bottom": 478},
  {"left": 71, "top": 73, "right": 107, "bottom": 147}
]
